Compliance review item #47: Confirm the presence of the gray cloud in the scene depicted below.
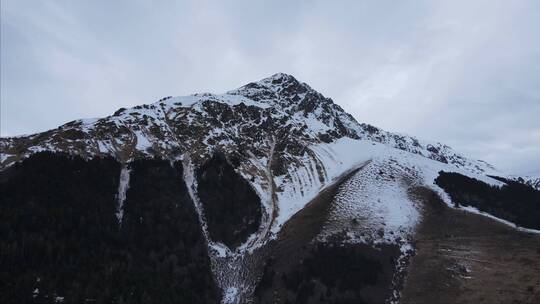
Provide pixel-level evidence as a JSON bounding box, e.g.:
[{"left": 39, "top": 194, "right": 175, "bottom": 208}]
[{"left": 1, "top": 0, "right": 539, "bottom": 174}]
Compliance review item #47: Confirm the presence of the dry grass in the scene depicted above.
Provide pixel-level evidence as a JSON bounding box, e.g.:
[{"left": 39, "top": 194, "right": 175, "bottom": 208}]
[{"left": 401, "top": 187, "right": 540, "bottom": 304}]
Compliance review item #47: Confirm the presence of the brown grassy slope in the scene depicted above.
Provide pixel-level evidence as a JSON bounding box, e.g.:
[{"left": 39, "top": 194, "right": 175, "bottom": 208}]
[{"left": 401, "top": 187, "right": 540, "bottom": 304}]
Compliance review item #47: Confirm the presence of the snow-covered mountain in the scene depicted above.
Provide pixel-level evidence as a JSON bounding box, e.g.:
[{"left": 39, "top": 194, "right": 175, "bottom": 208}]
[
  {"left": 1, "top": 73, "right": 539, "bottom": 304},
  {"left": 0, "top": 73, "right": 493, "bottom": 172},
  {"left": 0, "top": 73, "right": 497, "bottom": 235},
  {"left": 527, "top": 176, "right": 540, "bottom": 190},
  {"left": 512, "top": 175, "right": 540, "bottom": 191}
]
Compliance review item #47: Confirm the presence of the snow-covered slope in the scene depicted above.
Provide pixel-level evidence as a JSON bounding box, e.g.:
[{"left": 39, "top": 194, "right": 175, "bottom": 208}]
[
  {"left": 513, "top": 175, "right": 540, "bottom": 190},
  {"left": 527, "top": 176, "right": 540, "bottom": 190},
  {"left": 296, "top": 138, "right": 508, "bottom": 248}
]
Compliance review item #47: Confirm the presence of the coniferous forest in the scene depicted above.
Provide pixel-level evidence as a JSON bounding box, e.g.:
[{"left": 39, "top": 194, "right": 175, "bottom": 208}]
[
  {"left": 2, "top": 154, "right": 540, "bottom": 303},
  {"left": 0, "top": 152, "right": 219, "bottom": 304},
  {"left": 435, "top": 171, "right": 540, "bottom": 230}
]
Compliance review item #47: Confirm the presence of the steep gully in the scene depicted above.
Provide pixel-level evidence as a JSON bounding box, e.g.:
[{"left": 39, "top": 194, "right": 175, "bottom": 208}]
[
  {"left": 179, "top": 137, "right": 279, "bottom": 303},
  {"left": 181, "top": 142, "right": 371, "bottom": 303},
  {"left": 253, "top": 137, "right": 278, "bottom": 246}
]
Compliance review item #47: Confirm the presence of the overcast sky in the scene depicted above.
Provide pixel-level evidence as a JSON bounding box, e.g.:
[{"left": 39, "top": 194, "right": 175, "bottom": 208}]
[{"left": 1, "top": 0, "right": 539, "bottom": 174}]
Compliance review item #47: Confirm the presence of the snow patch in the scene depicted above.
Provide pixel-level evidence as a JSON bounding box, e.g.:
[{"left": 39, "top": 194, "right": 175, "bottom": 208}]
[
  {"left": 319, "top": 159, "right": 421, "bottom": 245},
  {"left": 223, "top": 287, "right": 238, "bottom": 304},
  {"left": 459, "top": 205, "right": 540, "bottom": 234},
  {"left": 134, "top": 130, "right": 152, "bottom": 151},
  {"left": 116, "top": 166, "right": 131, "bottom": 223}
]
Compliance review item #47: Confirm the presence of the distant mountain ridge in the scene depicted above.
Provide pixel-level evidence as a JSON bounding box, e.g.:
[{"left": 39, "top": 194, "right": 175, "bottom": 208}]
[{"left": 514, "top": 175, "right": 540, "bottom": 190}]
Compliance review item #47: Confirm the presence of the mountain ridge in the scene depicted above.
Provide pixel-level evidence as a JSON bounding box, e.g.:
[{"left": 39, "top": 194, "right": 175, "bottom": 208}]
[{"left": 0, "top": 73, "right": 494, "bottom": 174}]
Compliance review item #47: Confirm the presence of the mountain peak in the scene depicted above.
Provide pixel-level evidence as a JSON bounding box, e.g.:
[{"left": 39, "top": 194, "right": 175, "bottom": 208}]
[
  {"left": 227, "top": 73, "right": 314, "bottom": 103},
  {"left": 260, "top": 72, "right": 302, "bottom": 87}
]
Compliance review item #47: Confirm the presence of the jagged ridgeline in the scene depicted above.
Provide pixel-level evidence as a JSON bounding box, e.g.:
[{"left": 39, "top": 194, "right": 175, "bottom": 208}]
[
  {"left": 0, "top": 73, "right": 489, "bottom": 172},
  {"left": 1, "top": 73, "right": 539, "bottom": 304}
]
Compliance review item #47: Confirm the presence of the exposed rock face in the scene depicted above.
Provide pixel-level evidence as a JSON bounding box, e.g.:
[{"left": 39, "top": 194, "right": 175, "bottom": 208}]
[{"left": 196, "top": 153, "right": 262, "bottom": 249}]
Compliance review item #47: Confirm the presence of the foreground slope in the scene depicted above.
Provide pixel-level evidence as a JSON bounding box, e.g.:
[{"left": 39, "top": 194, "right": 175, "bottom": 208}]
[{"left": 401, "top": 187, "right": 540, "bottom": 304}]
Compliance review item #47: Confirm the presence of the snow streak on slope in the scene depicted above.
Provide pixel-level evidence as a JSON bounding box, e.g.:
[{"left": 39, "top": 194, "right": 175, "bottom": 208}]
[
  {"left": 182, "top": 157, "right": 231, "bottom": 257},
  {"left": 250, "top": 137, "right": 278, "bottom": 245},
  {"left": 115, "top": 166, "right": 131, "bottom": 224},
  {"left": 458, "top": 205, "right": 540, "bottom": 234}
]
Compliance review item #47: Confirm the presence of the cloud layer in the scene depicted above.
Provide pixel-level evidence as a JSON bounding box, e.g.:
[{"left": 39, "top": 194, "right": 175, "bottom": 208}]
[{"left": 1, "top": 0, "right": 539, "bottom": 174}]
